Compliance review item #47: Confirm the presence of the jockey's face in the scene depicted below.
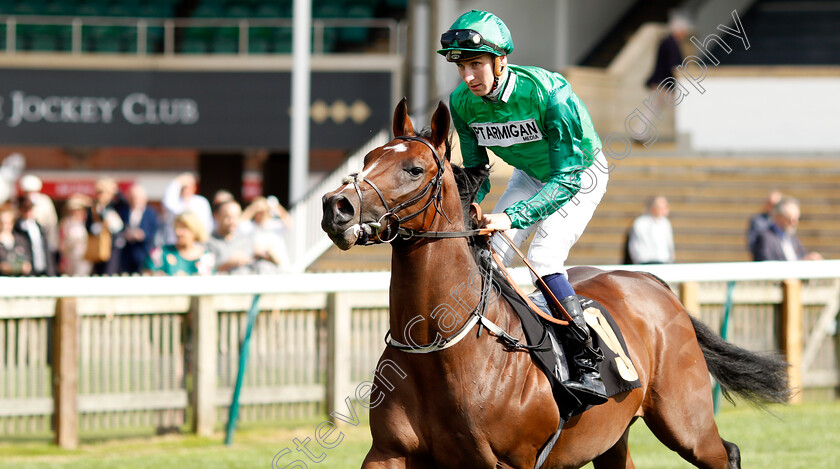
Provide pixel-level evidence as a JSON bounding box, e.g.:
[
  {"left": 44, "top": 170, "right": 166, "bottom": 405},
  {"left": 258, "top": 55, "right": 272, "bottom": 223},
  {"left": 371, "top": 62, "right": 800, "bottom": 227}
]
[{"left": 455, "top": 54, "right": 497, "bottom": 97}]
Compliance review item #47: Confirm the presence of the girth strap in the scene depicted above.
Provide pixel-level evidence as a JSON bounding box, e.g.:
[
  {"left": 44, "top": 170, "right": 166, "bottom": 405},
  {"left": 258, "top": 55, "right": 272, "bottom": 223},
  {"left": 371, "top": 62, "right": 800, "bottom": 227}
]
[
  {"left": 386, "top": 315, "right": 480, "bottom": 353},
  {"left": 386, "top": 312, "right": 549, "bottom": 354},
  {"left": 386, "top": 244, "right": 551, "bottom": 354}
]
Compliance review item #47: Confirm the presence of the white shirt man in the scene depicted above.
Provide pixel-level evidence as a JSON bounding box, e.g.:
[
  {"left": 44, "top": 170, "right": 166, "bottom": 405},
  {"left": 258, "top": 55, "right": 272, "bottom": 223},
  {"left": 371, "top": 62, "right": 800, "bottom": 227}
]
[{"left": 628, "top": 196, "right": 675, "bottom": 264}]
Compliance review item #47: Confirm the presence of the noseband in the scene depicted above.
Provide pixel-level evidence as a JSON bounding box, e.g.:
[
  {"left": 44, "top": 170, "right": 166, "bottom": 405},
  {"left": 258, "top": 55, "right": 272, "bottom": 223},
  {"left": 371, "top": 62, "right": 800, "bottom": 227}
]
[{"left": 342, "top": 135, "right": 449, "bottom": 245}]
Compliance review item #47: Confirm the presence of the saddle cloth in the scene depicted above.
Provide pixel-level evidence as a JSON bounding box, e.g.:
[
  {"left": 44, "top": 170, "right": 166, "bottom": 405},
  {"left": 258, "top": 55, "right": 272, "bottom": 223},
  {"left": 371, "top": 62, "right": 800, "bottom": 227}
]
[{"left": 496, "top": 281, "right": 641, "bottom": 420}]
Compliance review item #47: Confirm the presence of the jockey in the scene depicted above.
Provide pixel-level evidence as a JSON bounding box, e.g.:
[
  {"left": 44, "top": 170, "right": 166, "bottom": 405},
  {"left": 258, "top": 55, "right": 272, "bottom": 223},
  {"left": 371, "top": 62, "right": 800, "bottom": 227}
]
[{"left": 438, "top": 10, "right": 610, "bottom": 401}]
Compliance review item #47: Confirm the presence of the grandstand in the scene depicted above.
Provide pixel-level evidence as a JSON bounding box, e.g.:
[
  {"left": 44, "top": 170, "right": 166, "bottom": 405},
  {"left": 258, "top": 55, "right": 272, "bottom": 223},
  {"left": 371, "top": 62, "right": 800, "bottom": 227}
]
[
  {"left": 308, "top": 142, "right": 840, "bottom": 271},
  {"left": 0, "top": 0, "right": 407, "bottom": 54},
  {"left": 581, "top": 150, "right": 840, "bottom": 265},
  {"left": 718, "top": 0, "right": 840, "bottom": 65}
]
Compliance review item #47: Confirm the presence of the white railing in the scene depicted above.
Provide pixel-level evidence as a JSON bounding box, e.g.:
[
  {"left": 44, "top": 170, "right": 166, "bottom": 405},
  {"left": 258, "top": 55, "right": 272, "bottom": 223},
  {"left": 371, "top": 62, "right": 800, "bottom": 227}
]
[
  {"left": 1, "top": 15, "right": 405, "bottom": 55},
  {"left": 286, "top": 129, "right": 389, "bottom": 272},
  {"left": 1, "top": 260, "right": 839, "bottom": 298}
]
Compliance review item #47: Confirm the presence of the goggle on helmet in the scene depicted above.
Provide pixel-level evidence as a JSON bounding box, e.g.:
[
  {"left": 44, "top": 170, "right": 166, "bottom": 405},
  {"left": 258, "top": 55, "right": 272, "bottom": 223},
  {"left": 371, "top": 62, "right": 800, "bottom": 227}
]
[{"left": 436, "top": 10, "right": 513, "bottom": 62}]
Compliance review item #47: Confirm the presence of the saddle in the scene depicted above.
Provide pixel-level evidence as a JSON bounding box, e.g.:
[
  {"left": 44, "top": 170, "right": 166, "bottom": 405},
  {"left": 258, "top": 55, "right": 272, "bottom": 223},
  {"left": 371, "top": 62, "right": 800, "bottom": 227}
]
[
  {"left": 493, "top": 275, "right": 641, "bottom": 419},
  {"left": 470, "top": 203, "right": 640, "bottom": 418}
]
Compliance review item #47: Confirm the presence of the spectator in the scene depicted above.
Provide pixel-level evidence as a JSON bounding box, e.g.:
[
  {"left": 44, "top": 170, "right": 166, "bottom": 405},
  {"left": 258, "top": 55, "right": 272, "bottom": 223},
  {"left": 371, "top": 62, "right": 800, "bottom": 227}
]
[
  {"left": 58, "top": 194, "right": 93, "bottom": 276},
  {"left": 267, "top": 195, "right": 292, "bottom": 229},
  {"left": 240, "top": 196, "right": 290, "bottom": 234},
  {"left": 747, "top": 190, "right": 782, "bottom": 254},
  {"left": 0, "top": 152, "right": 25, "bottom": 206},
  {"left": 642, "top": 14, "right": 690, "bottom": 142},
  {"left": 118, "top": 184, "right": 159, "bottom": 274},
  {"left": 0, "top": 203, "right": 32, "bottom": 276},
  {"left": 628, "top": 196, "right": 675, "bottom": 264},
  {"left": 211, "top": 189, "right": 236, "bottom": 233},
  {"left": 212, "top": 189, "right": 235, "bottom": 211},
  {"left": 206, "top": 200, "right": 262, "bottom": 274},
  {"left": 143, "top": 211, "right": 214, "bottom": 276},
  {"left": 752, "top": 198, "right": 823, "bottom": 261},
  {"left": 14, "top": 194, "right": 56, "bottom": 276},
  {"left": 240, "top": 197, "right": 290, "bottom": 273},
  {"left": 162, "top": 173, "right": 212, "bottom": 246},
  {"left": 85, "top": 177, "right": 126, "bottom": 275},
  {"left": 645, "top": 14, "right": 689, "bottom": 88},
  {"left": 19, "top": 174, "right": 59, "bottom": 262}
]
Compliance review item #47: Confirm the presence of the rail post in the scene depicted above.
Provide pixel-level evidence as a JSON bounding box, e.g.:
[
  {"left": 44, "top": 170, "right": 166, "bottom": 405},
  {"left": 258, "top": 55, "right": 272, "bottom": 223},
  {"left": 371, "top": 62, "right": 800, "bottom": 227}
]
[
  {"left": 326, "top": 292, "right": 352, "bottom": 424},
  {"left": 679, "top": 281, "right": 700, "bottom": 316},
  {"left": 190, "top": 296, "right": 218, "bottom": 436},
  {"left": 781, "top": 279, "right": 803, "bottom": 403},
  {"left": 53, "top": 297, "right": 79, "bottom": 449}
]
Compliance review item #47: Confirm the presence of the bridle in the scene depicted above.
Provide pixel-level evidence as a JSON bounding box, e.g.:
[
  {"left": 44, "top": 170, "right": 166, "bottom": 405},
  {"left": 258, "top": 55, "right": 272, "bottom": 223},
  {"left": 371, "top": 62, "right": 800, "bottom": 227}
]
[{"left": 342, "top": 135, "right": 454, "bottom": 245}]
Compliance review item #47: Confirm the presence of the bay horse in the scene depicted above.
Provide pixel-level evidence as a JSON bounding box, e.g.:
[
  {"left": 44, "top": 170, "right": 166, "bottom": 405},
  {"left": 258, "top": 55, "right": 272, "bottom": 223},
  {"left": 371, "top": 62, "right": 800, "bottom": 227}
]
[{"left": 321, "top": 99, "right": 790, "bottom": 468}]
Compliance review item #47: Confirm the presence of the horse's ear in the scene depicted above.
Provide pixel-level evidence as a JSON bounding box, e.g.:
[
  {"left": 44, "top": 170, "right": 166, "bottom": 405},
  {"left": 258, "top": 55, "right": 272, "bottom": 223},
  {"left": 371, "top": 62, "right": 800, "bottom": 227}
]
[
  {"left": 429, "top": 101, "right": 450, "bottom": 150},
  {"left": 393, "top": 97, "right": 415, "bottom": 137}
]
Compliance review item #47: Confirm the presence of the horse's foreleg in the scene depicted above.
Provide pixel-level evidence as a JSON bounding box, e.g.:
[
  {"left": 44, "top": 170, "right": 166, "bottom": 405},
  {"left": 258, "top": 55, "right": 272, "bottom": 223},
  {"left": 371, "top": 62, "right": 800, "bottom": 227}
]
[{"left": 591, "top": 422, "right": 635, "bottom": 469}]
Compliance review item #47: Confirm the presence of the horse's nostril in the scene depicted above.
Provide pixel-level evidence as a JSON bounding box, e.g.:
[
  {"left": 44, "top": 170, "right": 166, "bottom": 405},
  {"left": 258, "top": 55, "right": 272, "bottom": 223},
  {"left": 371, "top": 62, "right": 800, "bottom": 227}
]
[{"left": 333, "top": 195, "right": 355, "bottom": 221}]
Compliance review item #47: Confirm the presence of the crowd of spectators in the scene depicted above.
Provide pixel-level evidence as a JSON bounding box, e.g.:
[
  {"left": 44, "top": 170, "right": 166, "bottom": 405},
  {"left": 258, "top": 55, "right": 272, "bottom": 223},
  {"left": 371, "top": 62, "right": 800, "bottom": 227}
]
[
  {"left": 2, "top": 172, "right": 828, "bottom": 276},
  {"left": 621, "top": 190, "right": 824, "bottom": 265},
  {"left": 0, "top": 172, "right": 292, "bottom": 277}
]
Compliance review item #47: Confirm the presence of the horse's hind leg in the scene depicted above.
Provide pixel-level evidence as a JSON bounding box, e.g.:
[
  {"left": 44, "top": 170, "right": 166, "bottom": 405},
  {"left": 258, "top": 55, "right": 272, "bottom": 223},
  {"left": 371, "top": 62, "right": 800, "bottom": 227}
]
[
  {"left": 592, "top": 423, "right": 635, "bottom": 469},
  {"left": 643, "top": 398, "right": 734, "bottom": 468},
  {"left": 641, "top": 345, "right": 736, "bottom": 468},
  {"left": 721, "top": 439, "right": 741, "bottom": 468}
]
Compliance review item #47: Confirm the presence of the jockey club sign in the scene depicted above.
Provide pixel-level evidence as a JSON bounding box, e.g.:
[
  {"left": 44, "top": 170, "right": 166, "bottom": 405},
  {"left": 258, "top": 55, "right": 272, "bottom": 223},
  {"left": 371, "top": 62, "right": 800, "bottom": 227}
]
[
  {"left": 4, "top": 91, "right": 199, "bottom": 127},
  {"left": 0, "top": 68, "right": 392, "bottom": 150}
]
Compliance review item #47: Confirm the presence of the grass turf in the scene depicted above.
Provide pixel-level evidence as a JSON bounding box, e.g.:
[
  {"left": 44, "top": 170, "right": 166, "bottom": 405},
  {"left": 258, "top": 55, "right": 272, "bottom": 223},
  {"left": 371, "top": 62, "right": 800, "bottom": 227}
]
[{"left": 1, "top": 402, "right": 838, "bottom": 468}]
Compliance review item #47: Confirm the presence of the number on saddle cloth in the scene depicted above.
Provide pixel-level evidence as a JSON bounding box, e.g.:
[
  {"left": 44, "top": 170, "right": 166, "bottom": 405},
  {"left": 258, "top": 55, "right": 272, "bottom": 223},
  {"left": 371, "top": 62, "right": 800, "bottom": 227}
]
[{"left": 580, "top": 299, "right": 639, "bottom": 382}]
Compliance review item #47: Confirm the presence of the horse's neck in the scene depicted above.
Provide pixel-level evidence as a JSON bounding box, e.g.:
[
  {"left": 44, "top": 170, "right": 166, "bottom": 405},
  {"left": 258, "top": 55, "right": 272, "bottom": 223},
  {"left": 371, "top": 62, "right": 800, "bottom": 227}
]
[{"left": 389, "top": 237, "right": 489, "bottom": 345}]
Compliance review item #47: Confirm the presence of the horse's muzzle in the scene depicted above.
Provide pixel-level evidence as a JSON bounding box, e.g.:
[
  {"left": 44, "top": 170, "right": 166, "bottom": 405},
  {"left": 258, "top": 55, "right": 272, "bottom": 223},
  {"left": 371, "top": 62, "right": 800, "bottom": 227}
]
[{"left": 321, "top": 192, "right": 360, "bottom": 250}]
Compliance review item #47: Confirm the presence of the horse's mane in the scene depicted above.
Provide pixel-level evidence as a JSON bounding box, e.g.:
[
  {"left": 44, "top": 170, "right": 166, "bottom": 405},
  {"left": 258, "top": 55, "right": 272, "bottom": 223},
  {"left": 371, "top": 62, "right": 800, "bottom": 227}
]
[
  {"left": 415, "top": 128, "right": 509, "bottom": 291},
  {"left": 415, "top": 127, "right": 490, "bottom": 224},
  {"left": 451, "top": 163, "right": 491, "bottom": 221}
]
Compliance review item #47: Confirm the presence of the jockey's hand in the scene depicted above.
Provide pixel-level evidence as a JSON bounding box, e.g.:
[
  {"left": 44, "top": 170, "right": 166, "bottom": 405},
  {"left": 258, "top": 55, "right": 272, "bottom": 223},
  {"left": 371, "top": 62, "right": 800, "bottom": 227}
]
[{"left": 482, "top": 212, "right": 512, "bottom": 231}]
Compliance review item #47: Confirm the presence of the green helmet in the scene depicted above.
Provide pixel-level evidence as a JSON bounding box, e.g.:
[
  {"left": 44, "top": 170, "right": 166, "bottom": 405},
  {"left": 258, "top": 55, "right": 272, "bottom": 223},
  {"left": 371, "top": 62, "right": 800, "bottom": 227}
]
[{"left": 437, "top": 10, "right": 514, "bottom": 62}]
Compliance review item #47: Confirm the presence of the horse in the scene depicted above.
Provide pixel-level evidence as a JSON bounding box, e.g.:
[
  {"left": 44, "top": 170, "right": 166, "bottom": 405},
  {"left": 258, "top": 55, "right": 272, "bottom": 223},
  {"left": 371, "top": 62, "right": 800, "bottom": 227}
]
[{"left": 321, "top": 99, "right": 790, "bottom": 468}]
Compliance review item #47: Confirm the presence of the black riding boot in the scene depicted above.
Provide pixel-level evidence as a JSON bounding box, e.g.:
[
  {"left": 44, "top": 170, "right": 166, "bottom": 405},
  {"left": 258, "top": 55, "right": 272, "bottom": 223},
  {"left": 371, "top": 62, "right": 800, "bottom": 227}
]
[{"left": 557, "top": 295, "right": 608, "bottom": 404}]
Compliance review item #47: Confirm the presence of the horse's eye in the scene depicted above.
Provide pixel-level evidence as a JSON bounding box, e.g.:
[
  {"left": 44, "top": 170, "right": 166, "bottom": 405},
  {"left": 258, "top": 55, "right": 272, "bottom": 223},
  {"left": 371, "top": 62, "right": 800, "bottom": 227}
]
[{"left": 406, "top": 167, "right": 424, "bottom": 177}]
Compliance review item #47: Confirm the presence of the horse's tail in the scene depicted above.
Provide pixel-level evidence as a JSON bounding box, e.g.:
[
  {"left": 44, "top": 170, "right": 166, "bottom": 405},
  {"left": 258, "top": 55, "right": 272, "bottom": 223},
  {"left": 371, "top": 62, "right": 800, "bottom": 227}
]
[{"left": 689, "top": 315, "right": 793, "bottom": 406}]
